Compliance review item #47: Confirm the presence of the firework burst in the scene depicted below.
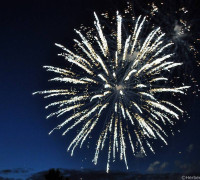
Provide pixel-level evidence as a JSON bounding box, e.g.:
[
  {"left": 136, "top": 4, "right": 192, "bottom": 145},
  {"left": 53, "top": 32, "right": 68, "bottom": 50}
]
[{"left": 33, "top": 7, "right": 190, "bottom": 172}]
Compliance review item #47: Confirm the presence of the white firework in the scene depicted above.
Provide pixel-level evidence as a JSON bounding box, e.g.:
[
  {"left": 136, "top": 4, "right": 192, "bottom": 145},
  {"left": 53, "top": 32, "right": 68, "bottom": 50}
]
[{"left": 33, "top": 9, "right": 190, "bottom": 172}]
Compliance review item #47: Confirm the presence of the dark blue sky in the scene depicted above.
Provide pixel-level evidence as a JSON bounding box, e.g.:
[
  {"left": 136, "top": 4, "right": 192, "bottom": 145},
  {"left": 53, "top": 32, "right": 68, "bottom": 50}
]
[{"left": 0, "top": 0, "right": 200, "bottom": 176}]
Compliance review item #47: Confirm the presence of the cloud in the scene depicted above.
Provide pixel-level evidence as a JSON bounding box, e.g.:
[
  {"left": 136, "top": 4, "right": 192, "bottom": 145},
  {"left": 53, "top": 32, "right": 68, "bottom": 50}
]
[
  {"left": 0, "top": 168, "right": 32, "bottom": 179},
  {"left": 0, "top": 168, "right": 30, "bottom": 174},
  {"left": 186, "top": 144, "right": 194, "bottom": 153},
  {"left": 160, "top": 162, "right": 169, "bottom": 171},
  {"left": 147, "top": 161, "right": 160, "bottom": 172},
  {"left": 135, "top": 152, "right": 145, "bottom": 158},
  {"left": 147, "top": 161, "right": 169, "bottom": 173},
  {"left": 175, "top": 160, "right": 200, "bottom": 173},
  {"left": 0, "top": 169, "right": 12, "bottom": 174}
]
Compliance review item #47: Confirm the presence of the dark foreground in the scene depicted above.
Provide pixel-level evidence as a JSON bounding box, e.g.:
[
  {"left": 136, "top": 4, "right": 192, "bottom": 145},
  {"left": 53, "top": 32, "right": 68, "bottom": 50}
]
[{"left": 1, "top": 168, "right": 200, "bottom": 180}]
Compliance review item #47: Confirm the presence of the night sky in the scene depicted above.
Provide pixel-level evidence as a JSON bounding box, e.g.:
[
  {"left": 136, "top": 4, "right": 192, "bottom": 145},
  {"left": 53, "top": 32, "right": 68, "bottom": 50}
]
[{"left": 0, "top": 0, "right": 200, "bottom": 178}]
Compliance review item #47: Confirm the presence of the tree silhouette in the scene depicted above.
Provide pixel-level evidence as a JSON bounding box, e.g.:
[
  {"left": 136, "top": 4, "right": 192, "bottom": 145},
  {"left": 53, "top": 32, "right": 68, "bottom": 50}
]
[{"left": 45, "top": 168, "right": 69, "bottom": 180}]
